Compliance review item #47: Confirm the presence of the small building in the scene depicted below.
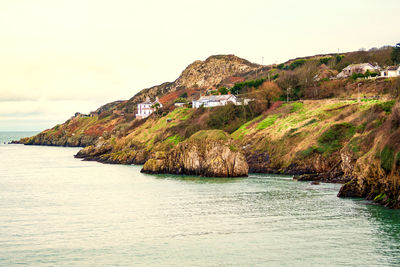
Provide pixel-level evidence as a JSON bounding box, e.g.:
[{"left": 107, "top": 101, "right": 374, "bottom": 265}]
[
  {"left": 135, "top": 97, "right": 163, "bottom": 119},
  {"left": 337, "top": 63, "right": 378, "bottom": 78},
  {"left": 381, "top": 66, "right": 400, "bottom": 77},
  {"left": 174, "top": 102, "right": 186, "bottom": 107},
  {"left": 192, "top": 94, "right": 238, "bottom": 108}
]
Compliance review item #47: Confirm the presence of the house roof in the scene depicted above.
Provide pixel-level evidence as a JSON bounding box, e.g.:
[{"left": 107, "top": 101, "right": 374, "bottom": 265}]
[
  {"left": 195, "top": 94, "right": 236, "bottom": 102},
  {"left": 343, "top": 63, "right": 376, "bottom": 70},
  {"left": 386, "top": 66, "right": 400, "bottom": 71}
]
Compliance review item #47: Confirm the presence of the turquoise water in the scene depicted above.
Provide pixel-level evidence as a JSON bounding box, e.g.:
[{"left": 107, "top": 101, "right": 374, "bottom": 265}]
[{"left": 1, "top": 134, "right": 400, "bottom": 266}]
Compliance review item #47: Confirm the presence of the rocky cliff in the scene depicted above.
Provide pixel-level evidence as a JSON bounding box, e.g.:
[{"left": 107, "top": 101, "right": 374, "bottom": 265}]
[
  {"left": 338, "top": 102, "right": 400, "bottom": 208},
  {"left": 141, "top": 130, "right": 248, "bottom": 177}
]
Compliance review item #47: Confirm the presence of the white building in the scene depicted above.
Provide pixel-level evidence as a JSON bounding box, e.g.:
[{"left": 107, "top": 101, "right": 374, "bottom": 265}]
[
  {"left": 381, "top": 66, "right": 400, "bottom": 77},
  {"left": 135, "top": 97, "right": 163, "bottom": 119},
  {"left": 337, "top": 63, "right": 378, "bottom": 78},
  {"left": 192, "top": 94, "right": 239, "bottom": 108}
]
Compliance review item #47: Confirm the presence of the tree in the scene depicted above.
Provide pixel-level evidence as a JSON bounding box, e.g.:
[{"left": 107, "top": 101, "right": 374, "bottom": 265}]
[
  {"left": 392, "top": 43, "right": 400, "bottom": 64},
  {"left": 151, "top": 103, "right": 161, "bottom": 117},
  {"left": 251, "top": 81, "right": 283, "bottom": 108},
  {"left": 277, "top": 71, "right": 299, "bottom": 100},
  {"left": 218, "top": 87, "right": 229, "bottom": 95},
  {"left": 174, "top": 97, "right": 188, "bottom": 103}
]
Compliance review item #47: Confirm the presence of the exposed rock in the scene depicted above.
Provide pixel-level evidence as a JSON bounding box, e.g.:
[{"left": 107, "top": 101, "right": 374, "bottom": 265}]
[
  {"left": 127, "top": 55, "right": 261, "bottom": 107},
  {"left": 141, "top": 130, "right": 248, "bottom": 177}
]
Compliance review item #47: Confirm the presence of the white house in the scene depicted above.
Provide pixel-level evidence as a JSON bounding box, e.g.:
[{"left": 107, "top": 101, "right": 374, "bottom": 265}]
[
  {"left": 337, "top": 63, "right": 378, "bottom": 78},
  {"left": 135, "top": 97, "right": 163, "bottom": 119},
  {"left": 381, "top": 66, "right": 400, "bottom": 77},
  {"left": 192, "top": 94, "right": 239, "bottom": 108}
]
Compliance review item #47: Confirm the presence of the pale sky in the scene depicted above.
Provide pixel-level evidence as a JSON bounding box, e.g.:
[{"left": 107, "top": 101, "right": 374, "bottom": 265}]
[{"left": 0, "top": 0, "right": 398, "bottom": 131}]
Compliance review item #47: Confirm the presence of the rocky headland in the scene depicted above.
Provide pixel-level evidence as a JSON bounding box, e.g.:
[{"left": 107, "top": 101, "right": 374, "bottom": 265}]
[{"left": 16, "top": 49, "right": 400, "bottom": 208}]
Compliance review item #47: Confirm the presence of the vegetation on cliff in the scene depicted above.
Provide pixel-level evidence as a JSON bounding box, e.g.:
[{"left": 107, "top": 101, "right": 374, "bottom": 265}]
[{"left": 18, "top": 45, "right": 400, "bottom": 207}]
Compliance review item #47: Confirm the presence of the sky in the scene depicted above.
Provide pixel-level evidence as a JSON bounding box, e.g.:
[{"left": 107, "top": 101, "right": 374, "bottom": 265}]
[{"left": 0, "top": 0, "right": 398, "bottom": 131}]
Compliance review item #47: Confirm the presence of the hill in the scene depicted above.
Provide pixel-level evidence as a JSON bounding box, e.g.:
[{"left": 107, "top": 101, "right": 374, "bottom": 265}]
[{"left": 16, "top": 45, "right": 400, "bottom": 208}]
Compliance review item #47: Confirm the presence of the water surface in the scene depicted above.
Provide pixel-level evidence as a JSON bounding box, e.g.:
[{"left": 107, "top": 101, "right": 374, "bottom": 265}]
[{"left": 1, "top": 136, "right": 400, "bottom": 266}]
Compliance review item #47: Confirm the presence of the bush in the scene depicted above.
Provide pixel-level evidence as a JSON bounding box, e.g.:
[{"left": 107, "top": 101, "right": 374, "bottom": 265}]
[
  {"left": 335, "top": 55, "right": 344, "bottom": 64},
  {"left": 174, "top": 97, "right": 188, "bottom": 103},
  {"left": 289, "top": 59, "right": 306, "bottom": 70},
  {"left": 230, "top": 78, "right": 266, "bottom": 95},
  {"left": 277, "top": 63, "right": 285, "bottom": 70},
  {"left": 351, "top": 72, "right": 365, "bottom": 80},
  {"left": 319, "top": 57, "right": 331, "bottom": 65},
  {"left": 364, "top": 70, "right": 379, "bottom": 77},
  {"left": 377, "top": 100, "right": 395, "bottom": 114},
  {"left": 392, "top": 44, "right": 400, "bottom": 64},
  {"left": 316, "top": 123, "right": 356, "bottom": 155},
  {"left": 218, "top": 87, "right": 229, "bottom": 95},
  {"left": 381, "top": 146, "right": 395, "bottom": 173}
]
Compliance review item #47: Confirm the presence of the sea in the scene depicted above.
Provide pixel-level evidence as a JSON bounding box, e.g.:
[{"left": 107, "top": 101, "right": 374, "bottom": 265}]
[{"left": 1, "top": 132, "right": 400, "bottom": 266}]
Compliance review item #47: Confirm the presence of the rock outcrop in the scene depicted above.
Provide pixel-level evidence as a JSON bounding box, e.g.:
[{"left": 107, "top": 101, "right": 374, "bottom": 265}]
[
  {"left": 126, "top": 55, "right": 261, "bottom": 107},
  {"left": 141, "top": 130, "right": 248, "bottom": 177}
]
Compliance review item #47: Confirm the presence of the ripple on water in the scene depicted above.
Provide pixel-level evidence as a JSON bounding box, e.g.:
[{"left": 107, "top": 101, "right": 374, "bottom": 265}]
[{"left": 1, "top": 142, "right": 400, "bottom": 266}]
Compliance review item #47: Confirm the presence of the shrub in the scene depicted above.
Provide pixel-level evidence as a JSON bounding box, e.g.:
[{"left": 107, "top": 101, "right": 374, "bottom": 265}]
[
  {"left": 319, "top": 57, "right": 331, "bottom": 65},
  {"left": 335, "top": 55, "right": 344, "bottom": 64},
  {"left": 377, "top": 100, "right": 395, "bottom": 114},
  {"left": 174, "top": 97, "right": 188, "bottom": 103},
  {"left": 230, "top": 78, "right": 266, "bottom": 95},
  {"left": 218, "top": 87, "right": 229, "bottom": 95},
  {"left": 364, "top": 70, "right": 379, "bottom": 77},
  {"left": 316, "top": 123, "right": 356, "bottom": 155},
  {"left": 392, "top": 44, "right": 400, "bottom": 64},
  {"left": 351, "top": 72, "right": 365, "bottom": 80},
  {"left": 180, "top": 92, "right": 188, "bottom": 98},
  {"left": 289, "top": 59, "right": 306, "bottom": 70},
  {"left": 381, "top": 146, "right": 394, "bottom": 173},
  {"left": 277, "top": 63, "right": 285, "bottom": 70}
]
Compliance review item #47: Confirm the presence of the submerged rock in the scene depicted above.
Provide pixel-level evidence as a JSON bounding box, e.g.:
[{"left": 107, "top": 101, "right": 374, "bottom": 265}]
[{"left": 141, "top": 130, "right": 248, "bottom": 177}]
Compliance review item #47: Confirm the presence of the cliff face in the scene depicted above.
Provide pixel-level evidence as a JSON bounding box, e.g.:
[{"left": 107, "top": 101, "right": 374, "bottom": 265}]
[
  {"left": 141, "top": 130, "right": 248, "bottom": 177},
  {"left": 338, "top": 102, "right": 400, "bottom": 208}
]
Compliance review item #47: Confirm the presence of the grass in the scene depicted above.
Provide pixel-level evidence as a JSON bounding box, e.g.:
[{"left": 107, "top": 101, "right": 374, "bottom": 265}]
[
  {"left": 374, "top": 193, "right": 387, "bottom": 201},
  {"left": 256, "top": 114, "right": 279, "bottom": 130},
  {"left": 165, "top": 134, "right": 183, "bottom": 145},
  {"left": 189, "top": 129, "right": 229, "bottom": 141},
  {"left": 231, "top": 115, "right": 262, "bottom": 140},
  {"left": 297, "top": 122, "right": 356, "bottom": 157}
]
